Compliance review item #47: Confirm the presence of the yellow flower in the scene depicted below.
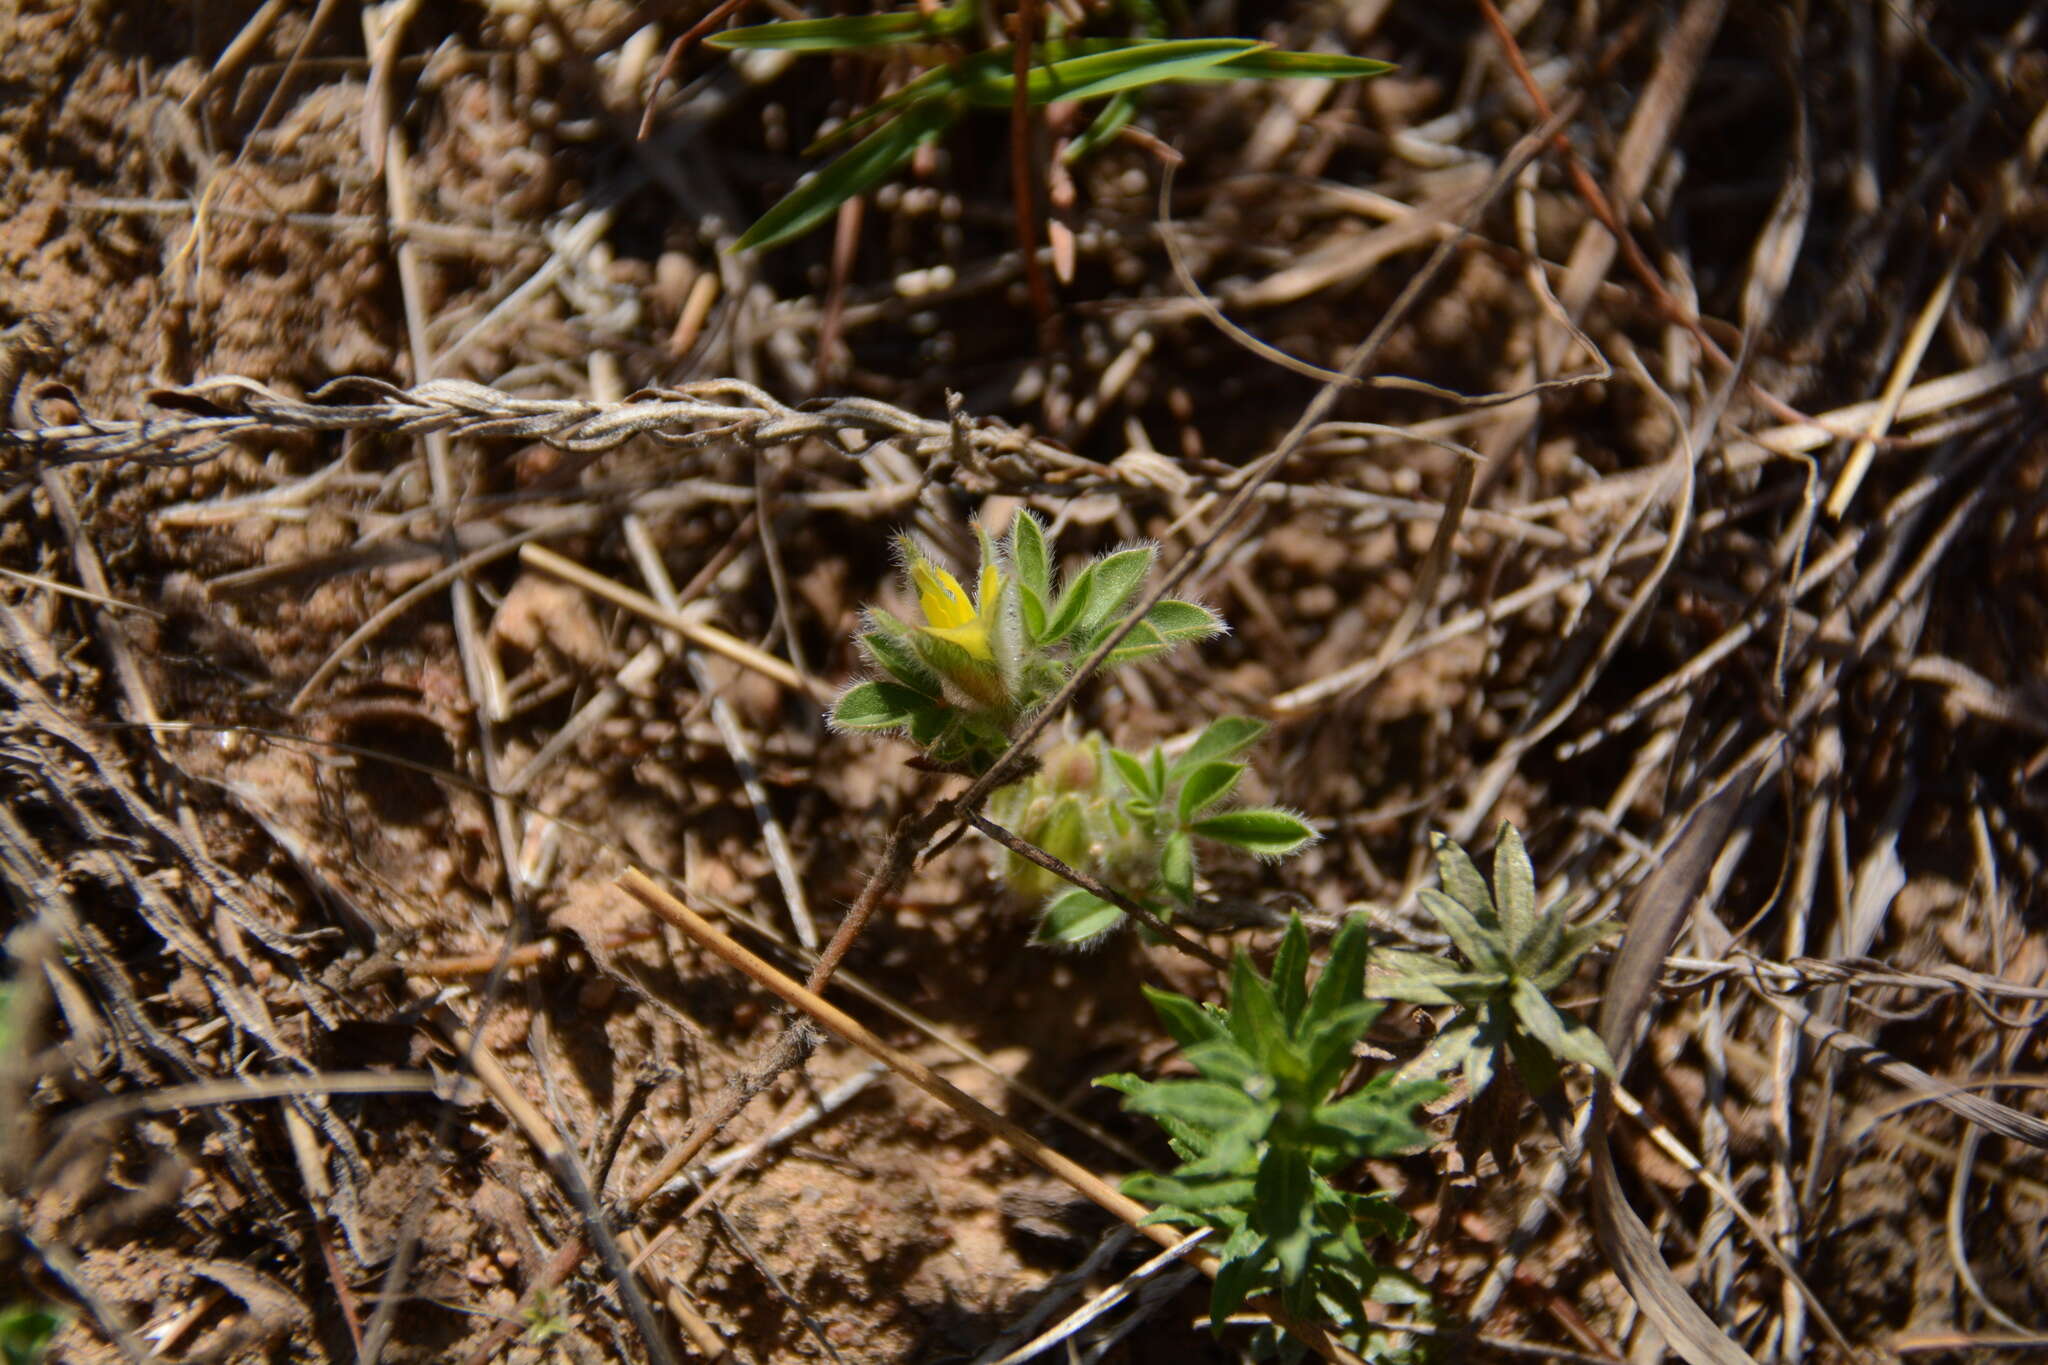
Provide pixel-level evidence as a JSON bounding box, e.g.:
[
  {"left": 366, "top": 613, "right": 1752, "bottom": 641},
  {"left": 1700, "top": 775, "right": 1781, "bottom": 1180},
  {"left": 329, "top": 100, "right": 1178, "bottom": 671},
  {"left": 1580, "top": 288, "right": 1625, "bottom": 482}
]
[{"left": 910, "top": 555, "right": 1000, "bottom": 665}]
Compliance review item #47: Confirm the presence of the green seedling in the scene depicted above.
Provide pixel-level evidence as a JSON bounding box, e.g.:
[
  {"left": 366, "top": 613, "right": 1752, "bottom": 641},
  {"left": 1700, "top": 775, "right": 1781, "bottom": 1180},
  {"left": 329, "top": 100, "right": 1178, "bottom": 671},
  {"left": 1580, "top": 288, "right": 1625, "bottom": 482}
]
[
  {"left": 1098, "top": 914, "right": 1442, "bottom": 1342},
  {"left": 710, "top": 0, "right": 1394, "bottom": 249},
  {"left": 987, "top": 718, "right": 1318, "bottom": 944},
  {"left": 1367, "top": 825, "right": 1617, "bottom": 1099},
  {"left": 830, "top": 509, "right": 1223, "bottom": 772},
  {"left": 0, "top": 1303, "right": 63, "bottom": 1365}
]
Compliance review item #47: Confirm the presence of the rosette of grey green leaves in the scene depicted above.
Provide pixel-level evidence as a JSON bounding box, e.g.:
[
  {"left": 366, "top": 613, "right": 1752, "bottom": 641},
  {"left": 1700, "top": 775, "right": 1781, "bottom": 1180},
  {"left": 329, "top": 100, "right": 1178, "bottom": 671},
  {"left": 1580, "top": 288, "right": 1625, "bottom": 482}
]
[
  {"left": 1368, "top": 824, "right": 1617, "bottom": 1098},
  {"left": 1097, "top": 914, "right": 1441, "bottom": 1339}
]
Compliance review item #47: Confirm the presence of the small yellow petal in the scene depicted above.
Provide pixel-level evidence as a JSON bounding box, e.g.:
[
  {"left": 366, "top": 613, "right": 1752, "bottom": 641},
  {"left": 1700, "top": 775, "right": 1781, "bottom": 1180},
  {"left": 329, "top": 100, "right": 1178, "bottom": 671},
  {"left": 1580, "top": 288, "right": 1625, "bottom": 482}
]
[
  {"left": 910, "top": 558, "right": 975, "bottom": 630},
  {"left": 922, "top": 621, "right": 994, "bottom": 664}
]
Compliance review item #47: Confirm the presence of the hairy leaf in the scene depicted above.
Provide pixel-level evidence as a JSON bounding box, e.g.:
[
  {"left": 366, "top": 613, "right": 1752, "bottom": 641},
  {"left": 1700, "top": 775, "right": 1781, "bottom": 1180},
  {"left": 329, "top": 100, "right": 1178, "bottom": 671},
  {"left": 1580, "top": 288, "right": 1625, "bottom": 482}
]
[
  {"left": 1169, "top": 715, "right": 1269, "bottom": 780},
  {"left": 1190, "top": 807, "right": 1317, "bottom": 858},
  {"left": 1175, "top": 761, "right": 1244, "bottom": 823}
]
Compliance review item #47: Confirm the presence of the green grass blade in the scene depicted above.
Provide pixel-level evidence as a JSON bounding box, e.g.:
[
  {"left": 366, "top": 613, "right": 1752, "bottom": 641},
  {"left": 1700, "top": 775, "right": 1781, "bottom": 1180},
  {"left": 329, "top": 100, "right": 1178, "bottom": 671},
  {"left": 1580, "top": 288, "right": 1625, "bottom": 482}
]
[
  {"left": 709, "top": 1, "right": 975, "bottom": 52},
  {"left": 1188, "top": 50, "right": 1395, "bottom": 81},
  {"left": 738, "top": 97, "right": 958, "bottom": 251},
  {"left": 958, "top": 38, "right": 1261, "bottom": 109}
]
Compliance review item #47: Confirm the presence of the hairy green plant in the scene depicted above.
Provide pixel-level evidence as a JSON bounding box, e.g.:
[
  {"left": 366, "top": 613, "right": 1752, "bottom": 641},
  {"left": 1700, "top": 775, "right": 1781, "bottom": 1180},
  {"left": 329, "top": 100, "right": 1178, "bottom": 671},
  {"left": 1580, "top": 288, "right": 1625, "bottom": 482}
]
[
  {"left": 1367, "top": 825, "right": 1617, "bottom": 1098},
  {"left": 1097, "top": 914, "right": 1442, "bottom": 1348},
  {"left": 710, "top": 0, "right": 1393, "bottom": 249},
  {"left": 829, "top": 509, "right": 1222, "bottom": 772},
  {"left": 987, "top": 718, "right": 1318, "bottom": 944},
  {"left": 0, "top": 1303, "right": 63, "bottom": 1365}
]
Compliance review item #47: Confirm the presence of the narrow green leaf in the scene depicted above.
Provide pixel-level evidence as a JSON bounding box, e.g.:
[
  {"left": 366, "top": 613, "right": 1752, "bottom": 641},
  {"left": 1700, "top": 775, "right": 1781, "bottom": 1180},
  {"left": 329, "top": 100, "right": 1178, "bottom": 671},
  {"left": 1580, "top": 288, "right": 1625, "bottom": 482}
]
[
  {"left": 1463, "top": 1003, "right": 1509, "bottom": 1096},
  {"left": 830, "top": 680, "right": 933, "bottom": 730},
  {"left": 1301, "top": 999, "right": 1381, "bottom": 1101},
  {"left": 1168, "top": 715, "right": 1268, "bottom": 780},
  {"left": 1042, "top": 562, "right": 1094, "bottom": 641},
  {"left": 804, "top": 57, "right": 981, "bottom": 155},
  {"left": 1363, "top": 950, "right": 1502, "bottom": 1006},
  {"left": 1225, "top": 950, "right": 1289, "bottom": 1067},
  {"left": 1182, "top": 1036, "right": 1260, "bottom": 1088},
  {"left": 1063, "top": 87, "right": 1137, "bottom": 164},
  {"left": 1075, "top": 546, "right": 1155, "bottom": 632},
  {"left": 1431, "top": 831, "right": 1496, "bottom": 925},
  {"left": 1509, "top": 976, "right": 1617, "bottom": 1079},
  {"left": 1123, "top": 1170, "right": 1258, "bottom": 1212},
  {"left": 1140, "top": 983, "right": 1225, "bottom": 1050},
  {"left": 1404, "top": 1019, "right": 1479, "bottom": 1082},
  {"left": 1161, "top": 829, "right": 1195, "bottom": 905},
  {"left": 1516, "top": 897, "right": 1565, "bottom": 980},
  {"left": 1506, "top": 1025, "right": 1560, "bottom": 1096},
  {"left": 1531, "top": 916, "right": 1613, "bottom": 992},
  {"left": 737, "top": 96, "right": 957, "bottom": 251},
  {"left": 1103, "top": 619, "right": 1172, "bottom": 666},
  {"left": 1252, "top": 1148, "right": 1315, "bottom": 1293},
  {"left": 1208, "top": 1222, "right": 1269, "bottom": 1329},
  {"left": 1493, "top": 822, "right": 1536, "bottom": 949},
  {"left": 1009, "top": 507, "right": 1051, "bottom": 599},
  {"left": 1270, "top": 914, "right": 1310, "bottom": 1027},
  {"left": 1175, "top": 761, "right": 1244, "bottom": 823},
  {"left": 1034, "top": 888, "right": 1122, "bottom": 944},
  {"left": 1018, "top": 582, "right": 1048, "bottom": 642},
  {"left": 1119, "top": 1077, "right": 1262, "bottom": 1130},
  {"left": 1304, "top": 912, "right": 1370, "bottom": 1021},
  {"left": 1198, "top": 49, "right": 1396, "bottom": 80},
  {"left": 1310, "top": 1080, "right": 1440, "bottom": 1158},
  {"left": 1108, "top": 747, "right": 1157, "bottom": 802},
  {"left": 959, "top": 39, "right": 1261, "bottom": 109},
  {"left": 709, "top": 3, "right": 974, "bottom": 51},
  {"left": 1416, "top": 887, "right": 1511, "bottom": 975},
  {"left": 1190, "top": 807, "right": 1318, "bottom": 858}
]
